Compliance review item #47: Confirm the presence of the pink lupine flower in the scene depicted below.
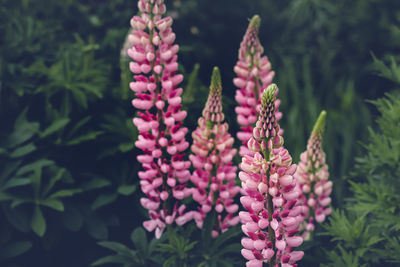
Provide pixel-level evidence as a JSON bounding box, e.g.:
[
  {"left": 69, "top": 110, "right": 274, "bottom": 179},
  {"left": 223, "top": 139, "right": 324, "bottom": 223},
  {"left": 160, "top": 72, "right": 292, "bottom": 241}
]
[
  {"left": 234, "top": 15, "right": 281, "bottom": 157},
  {"left": 190, "top": 67, "right": 240, "bottom": 237},
  {"left": 129, "top": 0, "right": 192, "bottom": 238},
  {"left": 294, "top": 111, "right": 332, "bottom": 240},
  {"left": 239, "top": 84, "right": 304, "bottom": 267}
]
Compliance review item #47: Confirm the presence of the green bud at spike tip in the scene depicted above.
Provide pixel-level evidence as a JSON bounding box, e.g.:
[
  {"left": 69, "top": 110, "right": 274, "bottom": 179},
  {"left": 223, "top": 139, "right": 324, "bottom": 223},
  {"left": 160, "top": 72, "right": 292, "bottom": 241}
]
[
  {"left": 210, "top": 66, "right": 222, "bottom": 95},
  {"left": 261, "top": 83, "right": 277, "bottom": 106},
  {"left": 312, "top": 110, "right": 327, "bottom": 136},
  {"left": 250, "top": 15, "right": 261, "bottom": 29}
]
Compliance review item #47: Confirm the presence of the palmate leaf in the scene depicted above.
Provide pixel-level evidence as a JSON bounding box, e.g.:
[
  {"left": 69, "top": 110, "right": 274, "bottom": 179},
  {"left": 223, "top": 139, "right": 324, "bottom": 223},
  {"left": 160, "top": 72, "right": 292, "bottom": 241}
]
[
  {"left": 371, "top": 53, "right": 400, "bottom": 84},
  {"left": 211, "top": 225, "right": 241, "bottom": 251},
  {"left": 323, "top": 245, "right": 365, "bottom": 267},
  {"left": 3, "top": 159, "right": 80, "bottom": 237}
]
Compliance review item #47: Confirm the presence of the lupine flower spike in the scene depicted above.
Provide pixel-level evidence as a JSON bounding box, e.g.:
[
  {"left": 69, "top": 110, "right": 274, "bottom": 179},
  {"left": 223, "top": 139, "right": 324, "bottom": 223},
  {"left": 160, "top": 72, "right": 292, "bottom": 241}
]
[
  {"left": 234, "top": 15, "right": 281, "bottom": 157},
  {"left": 294, "top": 111, "right": 332, "bottom": 240},
  {"left": 239, "top": 84, "right": 304, "bottom": 267},
  {"left": 129, "top": 0, "right": 193, "bottom": 238},
  {"left": 190, "top": 67, "right": 240, "bottom": 237}
]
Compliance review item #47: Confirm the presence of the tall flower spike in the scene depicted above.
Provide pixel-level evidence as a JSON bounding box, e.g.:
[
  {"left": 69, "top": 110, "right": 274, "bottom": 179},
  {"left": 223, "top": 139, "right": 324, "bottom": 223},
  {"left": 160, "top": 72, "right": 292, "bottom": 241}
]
[
  {"left": 234, "top": 15, "right": 282, "bottom": 158},
  {"left": 190, "top": 67, "right": 240, "bottom": 237},
  {"left": 294, "top": 111, "right": 332, "bottom": 240},
  {"left": 239, "top": 84, "right": 304, "bottom": 267},
  {"left": 129, "top": 0, "right": 193, "bottom": 238}
]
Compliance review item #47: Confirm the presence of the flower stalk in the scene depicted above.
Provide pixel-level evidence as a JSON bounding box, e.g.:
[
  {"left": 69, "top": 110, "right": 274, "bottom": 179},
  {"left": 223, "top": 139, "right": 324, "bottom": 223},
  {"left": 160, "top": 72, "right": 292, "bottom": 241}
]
[
  {"left": 294, "top": 111, "right": 332, "bottom": 240},
  {"left": 234, "top": 15, "right": 281, "bottom": 157},
  {"left": 239, "top": 84, "right": 303, "bottom": 267},
  {"left": 190, "top": 67, "right": 240, "bottom": 237},
  {"left": 129, "top": 0, "right": 193, "bottom": 238}
]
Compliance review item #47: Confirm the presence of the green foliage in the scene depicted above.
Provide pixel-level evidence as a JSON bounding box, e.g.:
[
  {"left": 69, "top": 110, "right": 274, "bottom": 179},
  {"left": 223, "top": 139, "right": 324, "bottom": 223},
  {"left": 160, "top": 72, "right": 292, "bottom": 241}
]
[
  {"left": 323, "top": 58, "right": 400, "bottom": 266},
  {"left": 196, "top": 226, "right": 243, "bottom": 267},
  {"left": 157, "top": 229, "right": 197, "bottom": 267},
  {"left": 0, "top": 224, "right": 32, "bottom": 266},
  {"left": 92, "top": 227, "right": 164, "bottom": 267},
  {"left": 0, "top": 0, "right": 140, "bottom": 264}
]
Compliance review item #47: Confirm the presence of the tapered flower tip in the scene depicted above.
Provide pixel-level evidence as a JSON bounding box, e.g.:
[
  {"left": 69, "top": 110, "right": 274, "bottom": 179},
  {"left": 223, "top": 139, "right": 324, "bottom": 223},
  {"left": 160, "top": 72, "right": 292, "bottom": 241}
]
[
  {"left": 210, "top": 66, "right": 222, "bottom": 94},
  {"left": 312, "top": 110, "right": 327, "bottom": 136},
  {"left": 261, "top": 83, "right": 278, "bottom": 106},
  {"left": 249, "top": 15, "right": 261, "bottom": 29}
]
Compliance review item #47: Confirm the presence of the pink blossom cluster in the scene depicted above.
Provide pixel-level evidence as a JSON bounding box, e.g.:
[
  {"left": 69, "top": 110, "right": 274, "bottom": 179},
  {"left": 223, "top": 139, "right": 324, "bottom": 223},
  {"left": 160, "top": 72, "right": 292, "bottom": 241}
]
[
  {"left": 190, "top": 67, "right": 240, "bottom": 237},
  {"left": 234, "top": 15, "right": 281, "bottom": 157},
  {"left": 129, "top": 0, "right": 193, "bottom": 238},
  {"left": 294, "top": 111, "right": 332, "bottom": 239},
  {"left": 239, "top": 84, "right": 304, "bottom": 267}
]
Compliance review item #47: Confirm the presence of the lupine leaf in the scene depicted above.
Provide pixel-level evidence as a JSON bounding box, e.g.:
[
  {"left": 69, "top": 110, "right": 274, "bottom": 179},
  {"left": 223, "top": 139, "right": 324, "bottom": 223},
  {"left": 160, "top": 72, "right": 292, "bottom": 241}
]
[
  {"left": 31, "top": 206, "right": 46, "bottom": 237},
  {"left": 2, "top": 177, "right": 31, "bottom": 189},
  {"left": 97, "top": 241, "right": 136, "bottom": 257},
  {"left": 81, "top": 177, "right": 111, "bottom": 191},
  {"left": 91, "top": 193, "right": 117, "bottom": 210},
  {"left": 16, "top": 159, "right": 53, "bottom": 176},
  {"left": 61, "top": 206, "right": 83, "bottom": 232},
  {"left": 131, "top": 227, "right": 148, "bottom": 252},
  {"left": 40, "top": 118, "right": 70, "bottom": 138},
  {"left": 65, "top": 131, "right": 103, "bottom": 145},
  {"left": 117, "top": 184, "right": 136, "bottom": 196},
  {"left": 0, "top": 241, "right": 32, "bottom": 261},
  {"left": 40, "top": 199, "right": 64, "bottom": 211},
  {"left": 9, "top": 142, "right": 36, "bottom": 158},
  {"left": 48, "top": 188, "right": 81, "bottom": 199},
  {"left": 91, "top": 255, "right": 133, "bottom": 266}
]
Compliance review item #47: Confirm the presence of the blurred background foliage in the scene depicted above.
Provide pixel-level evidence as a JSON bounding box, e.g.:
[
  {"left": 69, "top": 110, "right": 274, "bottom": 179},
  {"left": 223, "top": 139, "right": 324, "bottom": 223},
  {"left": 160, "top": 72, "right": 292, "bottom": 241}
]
[{"left": 0, "top": 0, "right": 399, "bottom": 266}]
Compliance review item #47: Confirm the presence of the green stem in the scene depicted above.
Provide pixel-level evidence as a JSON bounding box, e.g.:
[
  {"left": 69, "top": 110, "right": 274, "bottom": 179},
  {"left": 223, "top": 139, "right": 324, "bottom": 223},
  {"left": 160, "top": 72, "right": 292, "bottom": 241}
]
[
  {"left": 267, "top": 191, "right": 275, "bottom": 267},
  {"left": 146, "top": 2, "right": 172, "bottom": 213},
  {"left": 261, "top": 141, "right": 276, "bottom": 266}
]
